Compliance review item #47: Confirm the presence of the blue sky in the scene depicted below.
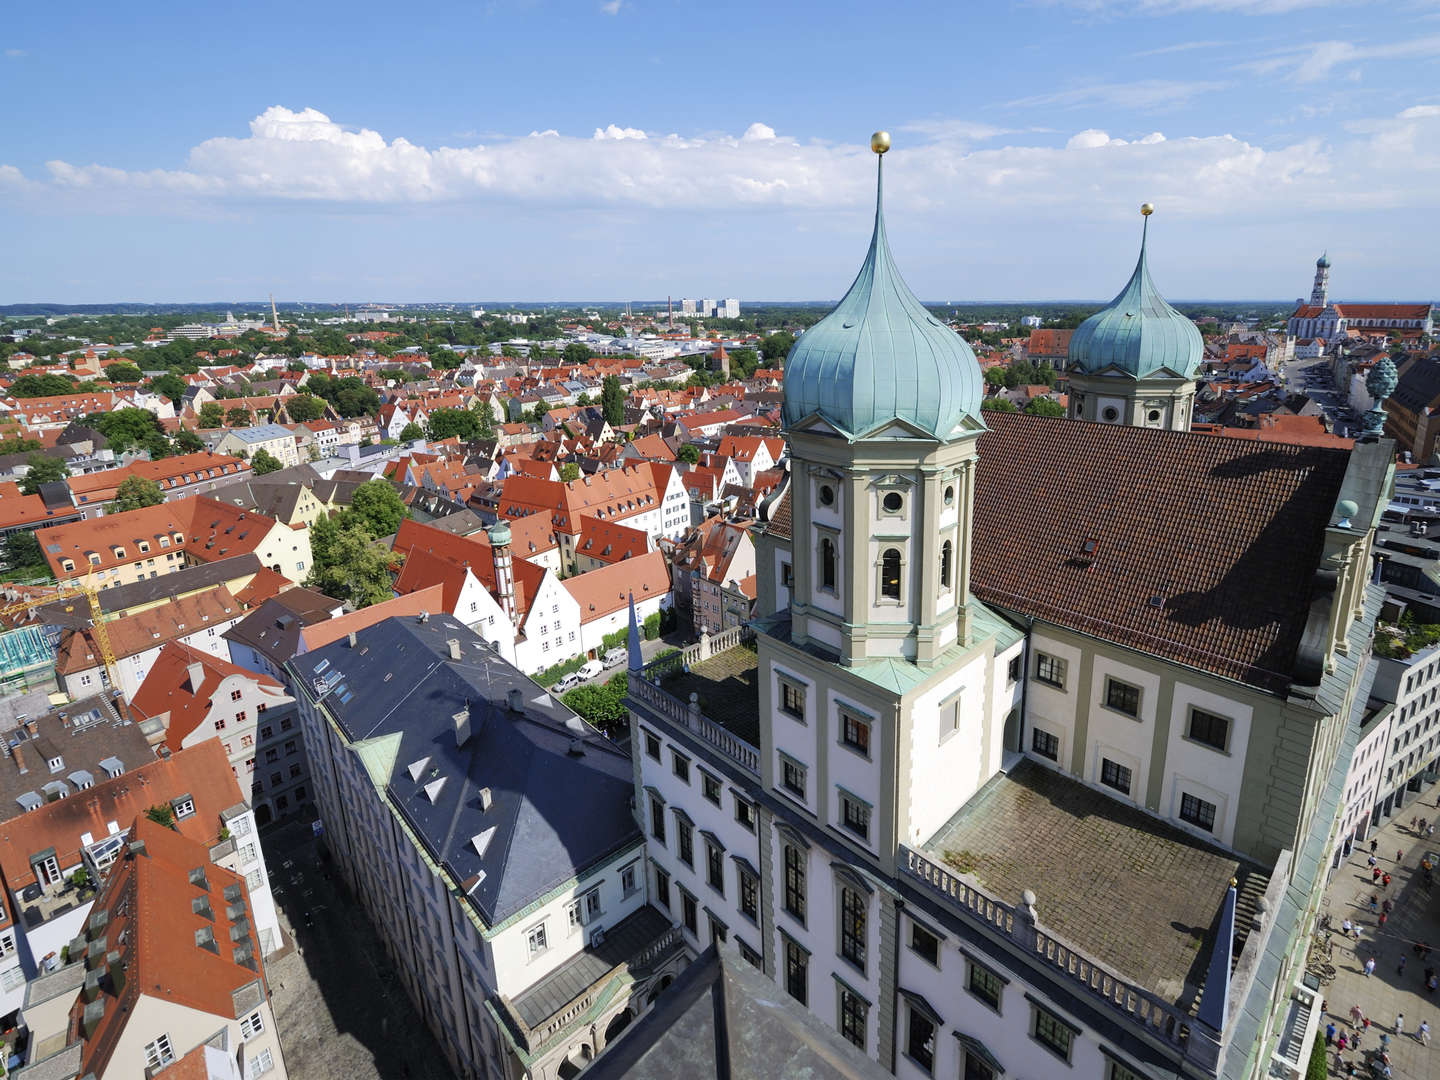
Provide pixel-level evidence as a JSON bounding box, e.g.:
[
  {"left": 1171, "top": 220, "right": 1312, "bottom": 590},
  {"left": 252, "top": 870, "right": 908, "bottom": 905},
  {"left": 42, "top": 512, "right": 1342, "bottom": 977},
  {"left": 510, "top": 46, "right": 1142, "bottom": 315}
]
[{"left": 2, "top": 0, "right": 1437, "bottom": 304}]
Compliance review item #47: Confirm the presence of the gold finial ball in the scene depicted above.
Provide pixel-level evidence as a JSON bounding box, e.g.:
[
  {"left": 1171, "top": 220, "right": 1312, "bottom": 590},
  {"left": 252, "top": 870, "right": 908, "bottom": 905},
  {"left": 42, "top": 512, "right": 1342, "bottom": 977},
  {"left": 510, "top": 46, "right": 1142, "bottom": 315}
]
[
  {"left": 871, "top": 131, "right": 891, "bottom": 155},
  {"left": 1140, "top": 202, "right": 1155, "bottom": 217},
  {"left": 1230, "top": 877, "right": 1238, "bottom": 889}
]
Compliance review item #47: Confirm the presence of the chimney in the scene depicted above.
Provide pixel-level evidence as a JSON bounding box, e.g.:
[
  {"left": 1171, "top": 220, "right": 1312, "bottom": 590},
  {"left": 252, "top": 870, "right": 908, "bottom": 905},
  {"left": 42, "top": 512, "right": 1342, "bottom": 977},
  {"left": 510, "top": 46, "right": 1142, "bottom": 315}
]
[
  {"left": 347, "top": 631, "right": 358, "bottom": 649},
  {"left": 24, "top": 718, "right": 37, "bottom": 738},
  {"left": 447, "top": 638, "right": 462, "bottom": 661},
  {"left": 506, "top": 688, "right": 524, "bottom": 713},
  {"left": 185, "top": 662, "right": 205, "bottom": 694},
  {"left": 453, "top": 708, "right": 471, "bottom": 747}
]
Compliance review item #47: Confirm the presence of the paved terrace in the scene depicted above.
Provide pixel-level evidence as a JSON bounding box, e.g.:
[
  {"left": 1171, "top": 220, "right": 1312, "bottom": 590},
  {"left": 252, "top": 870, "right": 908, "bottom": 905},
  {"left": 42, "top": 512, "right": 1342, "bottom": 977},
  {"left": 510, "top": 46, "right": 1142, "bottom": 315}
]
[
  {"left": 657, "top": 644, "right": 761, "bottom": 747},
  {"left": 922, "top": 760, "right": 1270, "bottom": 1011}
]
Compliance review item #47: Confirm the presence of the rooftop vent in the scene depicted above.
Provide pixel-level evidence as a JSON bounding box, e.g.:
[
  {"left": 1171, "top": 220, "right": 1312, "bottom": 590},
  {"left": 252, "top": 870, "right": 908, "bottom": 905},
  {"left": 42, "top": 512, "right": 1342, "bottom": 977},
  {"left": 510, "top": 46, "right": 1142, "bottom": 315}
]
[
  {"left": 478, "top": 786, "right": 493, "bottom": 812},
  {"left": 454, "top": 708, "right": 472, "bottom": 747},
  {"left": 447, "top": 638, "right": 462, "bottom": 661},
  {"left": 506, "top": 688, "right": 525, "bottom": 713},
  {"left": 424, "top": 776, "right": 447, "bottom": 803},
  {"left": 470, "top": 827, "right": 496, "bottom": 857},
  {"left": 407, "top": 757, "right": 431, "bottom": 782}
]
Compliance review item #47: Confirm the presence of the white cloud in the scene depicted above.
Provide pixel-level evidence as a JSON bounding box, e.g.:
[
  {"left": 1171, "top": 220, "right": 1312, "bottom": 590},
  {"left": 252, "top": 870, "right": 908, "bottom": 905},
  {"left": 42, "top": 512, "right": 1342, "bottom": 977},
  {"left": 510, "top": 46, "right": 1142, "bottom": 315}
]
[
  {"left": 5, "top": 103, "right": 1440, "bottom": 231},
  {"left": 599, "top": 0, "right": 623, "bottom": 13},
  {"left": 1239, "top": 34, "right": 1440, "bottom": 82},
  {"left": 1007, "top": 79, "right": 1228, "bottom": 109},
  {"left": 4, "top": 48, "right": 24, "bottom": 58}
]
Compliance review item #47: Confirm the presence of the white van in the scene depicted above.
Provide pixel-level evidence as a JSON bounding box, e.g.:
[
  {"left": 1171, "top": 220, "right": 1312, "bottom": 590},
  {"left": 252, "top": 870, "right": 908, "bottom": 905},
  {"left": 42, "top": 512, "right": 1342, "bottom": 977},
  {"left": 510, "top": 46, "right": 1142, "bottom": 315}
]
[{"left": 577, "top": 660, "right": 605, "bottom": 681}]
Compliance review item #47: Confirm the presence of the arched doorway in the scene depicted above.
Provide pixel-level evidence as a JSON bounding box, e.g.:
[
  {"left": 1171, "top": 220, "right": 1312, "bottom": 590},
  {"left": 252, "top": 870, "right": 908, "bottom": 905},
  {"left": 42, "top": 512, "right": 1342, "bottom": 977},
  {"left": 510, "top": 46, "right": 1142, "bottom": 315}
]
[
  {"left": 604, "top": 1008, "right": 634, "bottom": 1043},
  {"left": 557, "top": 1043, "right": 593, "bottom": 1079}
]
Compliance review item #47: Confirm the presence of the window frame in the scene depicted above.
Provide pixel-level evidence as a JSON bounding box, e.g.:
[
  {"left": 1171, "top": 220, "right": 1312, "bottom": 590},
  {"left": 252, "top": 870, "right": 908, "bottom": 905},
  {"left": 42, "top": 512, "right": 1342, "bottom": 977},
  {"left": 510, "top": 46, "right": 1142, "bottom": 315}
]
[
  {"left": 966, "top": 957, "right": 1006, "bottom": 1013},
  {"left": 780, "top": 754, "right": 807, "bottom": 800},
  {"left": 1031, "top": 727, "right": 1059, "bottom": 762},
  {"left": 905, "top": 1003, "right": 937, "bottom": 1074},
  {"left": 1103, "top": 676, "right": 1142, "bottom": 719},
  {"left": 1186, "top": 707, "right": 1231, "bottom": 753},
  {"left": 839, "top": 885, "right": 867, "bottom": 974},
  {"left": 839, "top": 791, "right": 871, "bottom": 843},
  {"left": 909, "top": 920, "right": 941, "bottom": 968},
  {"left": 1031, "top": 1003, "right": 1077, "bottom": 1064},
  {"left": 1179, "top": 791, "right": 1218, "bottom": 832},
  {"left": 782, "top": 844, "right": 806, "bottom": 924},
  {"left": 779, "top": 678, "right": 807, "bottom": 721},
  {"left": 784, "top": 936, "right": 809, "bottom": 1005},
  {"left": 839, "top": 709, "right": 871, "bottom": 758},
  {"left": 1100, "top": 757, "right": 1132, "bottom": 795},
  {"left": 838, "top": 982, "right": 868, "bottom": 1051},
  {"left": 1035, "top": 652, "right": 1067, "bottom": 689}
]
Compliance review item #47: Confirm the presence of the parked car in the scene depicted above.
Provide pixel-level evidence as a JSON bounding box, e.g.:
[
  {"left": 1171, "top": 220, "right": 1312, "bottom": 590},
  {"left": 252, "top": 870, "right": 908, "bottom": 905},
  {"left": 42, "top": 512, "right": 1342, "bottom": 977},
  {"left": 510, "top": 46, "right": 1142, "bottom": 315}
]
[
  {"left": 577, "top": 659, "right": 605, "bottom": 680},
  {"left": 602, "top": 647, "right": 628, "bottom": 669},
  {"left": 550, "top": 672, "right": 584, "bottom": 694}
]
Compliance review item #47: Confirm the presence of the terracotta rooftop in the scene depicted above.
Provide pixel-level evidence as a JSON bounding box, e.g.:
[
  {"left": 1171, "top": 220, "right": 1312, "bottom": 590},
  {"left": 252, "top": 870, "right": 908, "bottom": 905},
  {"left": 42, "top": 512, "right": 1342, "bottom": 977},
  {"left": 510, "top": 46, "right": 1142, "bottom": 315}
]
[
  {"left": 562, "top": 550, "right": 670, "bottom": 621},
  {"left": 129, "top": 641, "right": 287, "bottom": 752},
  {"left": 55, "top": 585, "right": 241, "bottom": 670}
]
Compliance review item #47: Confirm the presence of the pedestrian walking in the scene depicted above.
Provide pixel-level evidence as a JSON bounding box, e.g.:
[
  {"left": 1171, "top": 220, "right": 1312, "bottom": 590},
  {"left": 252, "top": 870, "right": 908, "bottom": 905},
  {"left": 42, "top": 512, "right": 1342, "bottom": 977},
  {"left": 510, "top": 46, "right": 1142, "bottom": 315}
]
[
  {"left": 1428, "top": 824, "right": 1434, "bottom": 838},
  {"left": 1338, "top": 1032, "right": 1349, "bottom": 1052},
  {"left": 1380, "top": 912, "right": 1389, "bottom": 928},
  {"left": 1371, "top": 895, "right": 1380, "bottom": 913},
  {"left": 1364, "top": 1016, "right": 1373, "bottom": 1034},
  {"left": 1421, "top": 817, "right": 1428, "bottom": 831},
  {"left": 1380, "top": 1032, "right": 1391, "bottom": 1051},
  {"left": 1344, "top": 918, "right": 1354, "bottom": 936},
  {"left": 1350, "top": 1003, "right": 1365, "bottom": 1026},
  {"left": 1373, "top": 838, "right": 1380, "bottom": 854},
  {"left": 1411, "top": 817, "right": 1417, "bottom": 830},
  {"left": 1383, "top": 898, "right": 1393, "bottom": 914},
  {"left": 1374, "top": 866, "right": 1383, "bottom": 882},
  {"left": 1365, "top": 956, "right": 1377, "bottom": 976},
  {"left": 1420, "top": 1019, "right": 1432, "bottom": 1046},
  {"left": 1398, "top": 849, "right": 1405, "bottom": 863},
  {"left": 1370, "top": 854, "right": 1379, "bottom": 868},
  {"left": 1400, "top": 955, "right": 1408, "bottom": 975},
  {"left": 1383, "top": 873, "right": 1393, "bottom": 889},
  {"left": 1396, "top": 1013, "right": 1405, "bottom": 1037},
  {"left": 1327, "top": 1022, "right": 1337, "bottom": 1045}
]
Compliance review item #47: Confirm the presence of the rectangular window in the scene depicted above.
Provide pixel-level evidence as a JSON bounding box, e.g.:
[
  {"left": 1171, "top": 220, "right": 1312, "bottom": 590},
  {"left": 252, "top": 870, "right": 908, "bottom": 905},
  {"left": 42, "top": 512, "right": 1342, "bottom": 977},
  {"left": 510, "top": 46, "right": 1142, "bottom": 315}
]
[
  {"left": 739, "top": 867, "right": 758, "bottom": 922},
  {"left": 654, "top": 865, "right": 670, "bottom": 909},
  {"left": 1035, "top": 652, "right": 1067, "bottom": 689},
  {"left": 1031, "top": 728, "right": 1059, "bottom": 761},
  {"left": 1033, "top": 1006, "right": 1075, "bottom": 1062},
  {"left": 672, "top": 751, "right": 690, "bottom": 783},
  {"left": 840, "top": 887, "right": 867, "bottom": 973},
  {"left": 1104, "top": 677, "right": 1141, "bottom": 717},
  {"left": 644, "top": 731, "right": 661, "bottom": 761},
  {"left": 681, "top": 891, "right": 698, "bottom": 935},
  {"left": 621, "top": 864, "right": 637, "bottom": 897},
  {"left": 248, "top": 1048, "right": 275, "bottom": 1079},
  {"left": 734, "top": 796, "right": 756, "bottom": 832},
  {"left": 967, "top": 960, "right": 1004, "bottom": 1011},
  {"left": 1100, "top": 757, "right": 1132, "bottom": 794},
  {"left": 840, "top": 710, "right": 870, "bottom": 756},
  {"left": 676, "top": 817, "right": 693, "bottom": 867},
  {"left": 783, "top": 845, "right": 806, "bottom": 922},
  {"left": 1007, "top": 655, "right": 1022, "bottom": 683},
  {"left": 1187, "top": 708, "right": 1230, "bottom": 752},
  {"left": 702, "top": 772, "right": 722, "bottom": 805},
  {"left": 584, "top": 888, "right": 602, "bottom": 920},
  {"left": 706, "top": 841, "right": 724, "bottom": 894},
  {"left": 1107, "top": 1062, "right": 1148, "bottom": 1080},
  {"left": 906, "top": 1007, "right": 936, "bottom": 1073},
  {"left": 784, "top": 938, "right": 808, "bottom": 1005},
  {"left": 839, "top": 986, "right": 868, "bottom": 1051},
  {"left": 526, "top": 922, "right": 548, "bottom": 957},
  {"left": 240, "top": 1010, "right": 265, "bottom": 1039},
  {"left": 780, "top": 680, "right": 806, "bottom": 720},
  {"left": 840, "top": 793, "right": 871, "bottom": 842},
  {"left": 650, "top": 796, "right": 666, "bottom": 843},
  {"left": 144, "top": 1035, "right": 176, "bottom": 1070},
  {"left": 781, "top": 757, "right": 807, "bottom": 799},
  {"left": 1180, "top": 792, "right": 1217, "bottom": 832},
  {"left": 910, "top": 921, "right": 940, "bottom": 966}
]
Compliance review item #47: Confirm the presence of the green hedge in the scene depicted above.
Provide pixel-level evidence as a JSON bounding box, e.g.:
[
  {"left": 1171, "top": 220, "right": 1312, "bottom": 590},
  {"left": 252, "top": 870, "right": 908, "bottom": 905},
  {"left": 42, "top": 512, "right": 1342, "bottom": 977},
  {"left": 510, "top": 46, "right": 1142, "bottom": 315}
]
[
  {"left": 1305, "top": 1031, "right": 1328, "bottom": 1080},
  {"left": 531, "top": 654, "right": 587, "bottom": 689}
]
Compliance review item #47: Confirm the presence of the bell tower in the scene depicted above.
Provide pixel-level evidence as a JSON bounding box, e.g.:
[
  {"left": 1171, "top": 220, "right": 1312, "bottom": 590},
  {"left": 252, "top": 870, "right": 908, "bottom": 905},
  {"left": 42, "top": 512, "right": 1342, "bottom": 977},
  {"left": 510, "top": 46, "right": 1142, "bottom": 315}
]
[
  {"left": 781, "top": 132, "right": 987, "bottom": 666},
  {"left": 1311, "top": 253, "right": 1331, "bottom": 307}
]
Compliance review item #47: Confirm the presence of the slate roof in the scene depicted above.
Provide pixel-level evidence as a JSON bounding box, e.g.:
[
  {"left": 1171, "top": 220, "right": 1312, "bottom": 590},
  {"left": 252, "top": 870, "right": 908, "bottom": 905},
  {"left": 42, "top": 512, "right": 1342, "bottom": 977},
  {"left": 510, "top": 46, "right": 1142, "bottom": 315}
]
[
  {"left": 223, "top": 590, "right": 339, "bottom": 667},
  {"left": 583, "top": 942, "right": 890, "bottom": 1080},
  {"left": 972, "top": 413, "right": 1354, "bottom": 690},
  {"left": 290, "top": 613, "right": 639, "bottom": 925},
  {"left": 0, "top": 691, "right": 151, "bottom": 817}
]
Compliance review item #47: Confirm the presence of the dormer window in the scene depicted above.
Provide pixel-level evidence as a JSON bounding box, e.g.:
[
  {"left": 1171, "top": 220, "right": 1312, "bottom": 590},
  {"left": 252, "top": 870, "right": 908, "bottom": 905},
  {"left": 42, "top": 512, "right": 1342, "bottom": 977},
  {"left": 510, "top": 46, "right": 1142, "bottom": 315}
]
[
  {"left": 61, "top": 560, "right": 75, "bottom": 573},
  {"left": 48, "top": 756, "right": 63, "bottom": 773},
  {"left": 159, "top": 535, "right": 170, "bottom": 548},
  {"left": 138, "top": 541, "right": 150, "bottom": 553},
  {"left": 171, "top": 795, "right": 195, "bottom": 819},
  {"left": 87, "top": 553, "right": 101, "bottom": 567}
]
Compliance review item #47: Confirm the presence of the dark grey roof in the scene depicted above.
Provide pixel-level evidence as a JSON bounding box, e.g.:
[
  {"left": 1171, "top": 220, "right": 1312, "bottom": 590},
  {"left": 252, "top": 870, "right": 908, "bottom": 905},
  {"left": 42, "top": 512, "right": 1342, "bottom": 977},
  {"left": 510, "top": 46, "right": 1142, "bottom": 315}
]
[
  {"left": 291, "top": 614, "right": 639, "bottom": 925},
  {"left": 30, "top": 555, "right": 262, "bottom": 628},
  {"left": 223, "top": 589, "right": 340, "bottom": 666},
  {"left": 421, "top": 509, "right": 488, "bottom": 537},
  {"left": 585, "top": 942, "right": 891, "bottom": 1080}
]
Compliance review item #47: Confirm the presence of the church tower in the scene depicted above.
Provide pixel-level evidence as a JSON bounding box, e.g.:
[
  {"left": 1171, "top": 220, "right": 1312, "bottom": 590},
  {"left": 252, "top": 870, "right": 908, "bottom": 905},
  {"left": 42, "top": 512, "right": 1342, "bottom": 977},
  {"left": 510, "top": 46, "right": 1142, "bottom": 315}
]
[
  {"left": 1065, "top": 204, "right": 1204, "bottom": 431},
  {"left": 1311, "top": 252, "right": 1331, "bottom": 306},
  {"left": 779, "top": 132, "right": 986, "bottom": 666}
]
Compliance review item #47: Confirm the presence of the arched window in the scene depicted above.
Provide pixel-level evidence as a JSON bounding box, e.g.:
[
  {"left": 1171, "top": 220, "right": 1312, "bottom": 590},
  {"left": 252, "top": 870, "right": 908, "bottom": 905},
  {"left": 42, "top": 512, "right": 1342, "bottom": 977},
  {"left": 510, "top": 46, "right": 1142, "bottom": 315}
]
[
  {"left": 881, "top": 548, "right": 901, "bottom": 599},
  {"left": 821, "top": 538, "right": 837, "bottom": 590},
  {"left": 940, "top": 540, "right": 952, "bottom": 589}
]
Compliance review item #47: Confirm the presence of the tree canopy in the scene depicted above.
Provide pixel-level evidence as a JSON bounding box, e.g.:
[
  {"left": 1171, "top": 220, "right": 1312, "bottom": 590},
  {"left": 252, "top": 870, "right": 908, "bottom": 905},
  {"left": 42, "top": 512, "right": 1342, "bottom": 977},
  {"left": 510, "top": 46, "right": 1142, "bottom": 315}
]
[
  {"left": 9, "top": 373, "right": 78, "bottom": 397},
  {"left": 600, "top": 375, "right": 625, "bottom": 426},
  {"left": 285, "top": 395, "right": 326, "bottom": 422},
  {"left": 563, "top": 343, "right": 593, "bottom": 366},
  {"left": 102, "top": 362, "right": 144, "bottom": 384},
  {"left": 198, "top": 402, "right": 225, "bottom": 428},
  {"left": 1024, "top": 397, "right": 1066, "bottom": 417},
  {"left": 426, "top": 408, "right": 482, "bottom": 442},
  {"left": 349, "top": 479, "right": 408, "bottom": 537},
  {"left": 88, "top": 407, "right": 164, "bottom": 453},
  {"left": 675, "top": 443, "right": 701, "bottom": 464},
  {"left": 759, "top": 332, "right": 795, "bottom": 362},
  {"left": 19, "top": 452, "right": 68, "bottom": 494},
  {"left": 148, "top": 372, "right": 188, "bottom": 404},
  {"left": 305, "top": 500, "right": 403, "bottom": 608},
  {"left": 111, "top": 475, "right": 165, "bottom": 513},
  {"left": 559, "top": 462, "right": 581, "bottom": 482},
  {"left": 250, "top": 449, "right": 283, "bottom": 475}
]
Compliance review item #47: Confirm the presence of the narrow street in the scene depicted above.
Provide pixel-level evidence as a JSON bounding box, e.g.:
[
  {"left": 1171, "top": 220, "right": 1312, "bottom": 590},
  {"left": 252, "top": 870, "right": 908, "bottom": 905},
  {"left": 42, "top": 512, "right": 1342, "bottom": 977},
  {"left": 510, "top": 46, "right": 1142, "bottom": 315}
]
[{"left": 1320, "top": 798, "right": 1440, "bottom": 1077}]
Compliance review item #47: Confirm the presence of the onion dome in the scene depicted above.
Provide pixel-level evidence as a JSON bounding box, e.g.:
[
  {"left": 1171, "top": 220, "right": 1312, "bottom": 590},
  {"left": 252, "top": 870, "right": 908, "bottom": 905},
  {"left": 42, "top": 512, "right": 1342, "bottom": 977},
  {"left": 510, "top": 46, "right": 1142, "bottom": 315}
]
[
  {"left": 781, "top": 134, "right": 983, "bottom": 440},
  {"left": 1317, "top": 252, "right": 1331, "bottom": 268},
  {"left": 1067, "top": 205, "right": 1203, "bottom": 381}
]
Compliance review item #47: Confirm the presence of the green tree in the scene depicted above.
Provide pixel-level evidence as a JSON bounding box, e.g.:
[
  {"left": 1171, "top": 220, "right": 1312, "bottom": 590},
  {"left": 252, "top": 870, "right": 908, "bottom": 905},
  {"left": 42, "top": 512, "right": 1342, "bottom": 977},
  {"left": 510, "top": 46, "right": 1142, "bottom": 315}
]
[
  {"left": 2, "top": 530, "right": 48, "bottom": 577},
  {"left": 473, "top": 401, "right": 496, "bottom": 439},
  {"left": 759, "top": 332, "right": 795, "bottom": 362},
  {"left": 399, "top": 421, "right": 424, "bottom": 441},
  {"left": 145, "top": 804, "right": 176, "bottom": 828},
  {"left": 426, "top": 408, "right": 482, "bottom": 441},
  {"left": 102, "top": 362, "right": 144, "bottom": 383},
  {"left": 429, "top": 348, "right": 463, "bottom": 370},
  {"left": 727, "top": 347, "right": 760, "bottom": 380},
  {"left": 1024, "top": 397, "right": 1066, "bottom": 417},
  {"left": 561, "top": 675, "right": 629, "bottom": 737},
  {"left": 19, "top": 453, "right": 69, "bottom": 494},
  {"left": 0, "top": 436, "right": 42, "bottom": 456},
  {"left": 88, "top": 407, "right": 163, "bottom": 453},
  {"left": 198, "top": 401, "right": 225, "bottom": 428},
  {"left": 287, "top": 361, "right": 308, "bottom": 373},
  {"left": 981, "top": 397, "right": 1019, "bottom": 413},
  {"left": 676, "top": 443, "right": 701, "bottom": 464},
  {"left": 148, "top": 372, "right": 188, "bottom": 403},
  {"left": 559, "top": 462, "right": 581, "bottom": 482},
  {"left": 285, "top": 395, "right": 326, "bottom": 422},
  {"left": 9, "top": 373, "right": 78, "bottom": 397},
  {"left": 983, "top": 367, "right": 1007, "bottom": 388},
  {"left": 563, "top": 343, "right": 593, "bottom": 366},
  {"left": 225, "top": 407, "right": 252, "bottom": 427},
  {"left": 174, "top": 429, "right": 204, "bottom": 454},
  {"left": 250, "top": 449, "right": 283, "bottom": 475},
  {"left": 305, "top": 514, "right": 399, "bottom": 608},
  {"left": 600, "top": 375, "right": 625, "bottom": 426},
  {"left": 111, "top": 474, "right": 165, "bottom": 513},
  {"left": 350, "top": 479, "right": 408, "bottom": 537}
]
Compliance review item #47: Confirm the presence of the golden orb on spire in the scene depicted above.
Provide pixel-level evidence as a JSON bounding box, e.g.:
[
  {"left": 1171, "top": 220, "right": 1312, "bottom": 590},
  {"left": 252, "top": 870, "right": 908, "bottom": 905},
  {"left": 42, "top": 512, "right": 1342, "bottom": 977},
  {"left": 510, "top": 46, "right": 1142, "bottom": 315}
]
[
  {"left": 1140, "top": 202, "right": 1155, "bottom": 216},
  {"left": 871, "top": 131, "right": 891, "bottom": 154}
]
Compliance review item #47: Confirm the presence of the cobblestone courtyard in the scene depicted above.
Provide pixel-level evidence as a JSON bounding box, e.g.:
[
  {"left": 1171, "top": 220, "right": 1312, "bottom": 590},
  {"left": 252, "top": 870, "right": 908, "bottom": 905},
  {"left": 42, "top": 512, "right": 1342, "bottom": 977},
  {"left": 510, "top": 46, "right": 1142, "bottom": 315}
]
[
  {"left": 262, "top": 819, "right": 457, "bottom": 1080},
  {"left": 1321, "top": 797, "right": 1440, "bottom": 1078}
]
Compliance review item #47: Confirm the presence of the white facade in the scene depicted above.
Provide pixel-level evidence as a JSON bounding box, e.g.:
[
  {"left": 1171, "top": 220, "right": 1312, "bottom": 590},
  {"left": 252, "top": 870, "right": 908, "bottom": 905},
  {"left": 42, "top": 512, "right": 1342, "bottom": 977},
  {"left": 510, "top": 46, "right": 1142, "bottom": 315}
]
[{"left": 64, "top": 613, "right": 242, "bottom": 701}]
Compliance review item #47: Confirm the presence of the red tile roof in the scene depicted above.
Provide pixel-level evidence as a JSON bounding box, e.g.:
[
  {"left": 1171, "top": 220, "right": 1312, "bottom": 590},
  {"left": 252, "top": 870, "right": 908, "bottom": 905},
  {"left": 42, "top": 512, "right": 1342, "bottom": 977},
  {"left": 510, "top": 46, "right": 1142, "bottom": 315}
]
[
  {"left": 562, "top": 550, "right": 670, "bottom": 620},
  {"left": 129, "top": 641, "right": 285, "bottom": 751},
  {"left": 298, "top": 585, "right": 445, "bottom": 652}
]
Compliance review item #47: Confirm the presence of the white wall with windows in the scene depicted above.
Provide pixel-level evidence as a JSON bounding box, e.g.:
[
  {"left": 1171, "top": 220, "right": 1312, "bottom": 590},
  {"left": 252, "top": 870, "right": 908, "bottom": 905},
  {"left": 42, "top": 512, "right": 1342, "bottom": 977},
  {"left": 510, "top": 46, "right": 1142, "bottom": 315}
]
[
  {"left": 905, "top": 653, "right": 992, "bottom": 846},
  {"left": 1162, "top": 681, "right": 1254, "bottom": 847}
]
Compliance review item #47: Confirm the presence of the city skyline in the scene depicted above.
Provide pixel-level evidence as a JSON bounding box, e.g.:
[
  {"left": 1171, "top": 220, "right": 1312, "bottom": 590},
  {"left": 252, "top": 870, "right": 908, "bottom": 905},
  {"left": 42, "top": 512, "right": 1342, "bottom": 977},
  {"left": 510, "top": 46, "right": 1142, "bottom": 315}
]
[{"left": 3, "top": 0, "right": 1438, "bottom": 303}]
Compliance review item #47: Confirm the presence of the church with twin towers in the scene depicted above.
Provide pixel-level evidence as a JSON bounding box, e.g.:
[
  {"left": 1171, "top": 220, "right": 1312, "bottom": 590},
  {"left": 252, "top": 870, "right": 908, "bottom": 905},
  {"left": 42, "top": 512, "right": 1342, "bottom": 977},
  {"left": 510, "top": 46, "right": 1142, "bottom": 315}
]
[{"left": 624, "top": 131, "right": 1391, "bottom": 1079}]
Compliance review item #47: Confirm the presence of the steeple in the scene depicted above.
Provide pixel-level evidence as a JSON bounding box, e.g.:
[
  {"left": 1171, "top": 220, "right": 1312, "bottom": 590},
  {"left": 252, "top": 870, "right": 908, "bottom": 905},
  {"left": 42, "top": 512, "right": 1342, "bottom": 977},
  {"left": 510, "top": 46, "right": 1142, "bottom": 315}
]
[
  {"left": 780, "top": 133, "right": 983, "bottom": 441},
  {"left": 1065, "top": 204, "right": 1203, "bottom": 430},
  {"left": 1311, "top": 252, "right": 1331, "bottom": 306}
]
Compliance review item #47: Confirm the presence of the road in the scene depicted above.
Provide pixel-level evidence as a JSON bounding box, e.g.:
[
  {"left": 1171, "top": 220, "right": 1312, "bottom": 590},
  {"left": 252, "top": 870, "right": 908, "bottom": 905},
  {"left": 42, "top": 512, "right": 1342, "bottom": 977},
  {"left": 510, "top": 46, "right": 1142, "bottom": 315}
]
[
  {"left": 548, "top": 631, "right": 692, "bottom": 693},
  {"left": 1287, "top": 357, "right": 1361, "bottom": 438}
]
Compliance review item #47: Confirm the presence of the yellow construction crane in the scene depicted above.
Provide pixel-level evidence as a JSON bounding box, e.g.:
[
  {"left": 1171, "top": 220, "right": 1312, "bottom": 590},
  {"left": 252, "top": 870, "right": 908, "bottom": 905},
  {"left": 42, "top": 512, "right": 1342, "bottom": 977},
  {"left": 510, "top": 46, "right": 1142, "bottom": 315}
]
[{"left": 0, "top": 580, "right": 119, "bottom": 690}]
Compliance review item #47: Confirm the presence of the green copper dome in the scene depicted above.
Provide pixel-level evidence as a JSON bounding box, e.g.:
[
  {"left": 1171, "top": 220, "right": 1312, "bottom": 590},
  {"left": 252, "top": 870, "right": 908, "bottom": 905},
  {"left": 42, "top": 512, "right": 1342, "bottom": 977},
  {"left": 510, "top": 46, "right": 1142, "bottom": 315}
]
[
  {"left": 782, "top": 155, "right": 983, "bottom": 440},
  {"left": 1317, "top": 252, "right": 1331, "bottom": 268},
  {"left": 1067, "top": 214, "right": 1203, "bottom": 381}
]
